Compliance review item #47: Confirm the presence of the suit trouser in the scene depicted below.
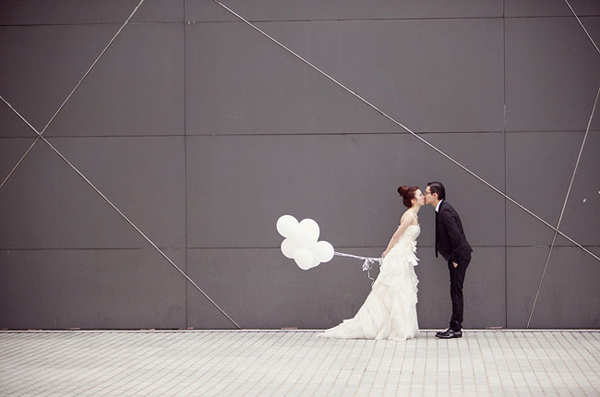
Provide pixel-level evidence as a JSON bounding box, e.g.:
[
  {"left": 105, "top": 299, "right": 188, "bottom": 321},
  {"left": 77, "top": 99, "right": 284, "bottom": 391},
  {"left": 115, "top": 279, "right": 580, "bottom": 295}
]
[{"left": 447, "top": 256, "right": 471, "bottom": 331}]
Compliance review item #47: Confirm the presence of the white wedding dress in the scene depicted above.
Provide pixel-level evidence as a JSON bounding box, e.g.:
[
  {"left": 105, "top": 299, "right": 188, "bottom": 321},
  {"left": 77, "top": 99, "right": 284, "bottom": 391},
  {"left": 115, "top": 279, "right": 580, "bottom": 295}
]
[{"left": 319, "top": 225, "right": 420, "bottom": 341}]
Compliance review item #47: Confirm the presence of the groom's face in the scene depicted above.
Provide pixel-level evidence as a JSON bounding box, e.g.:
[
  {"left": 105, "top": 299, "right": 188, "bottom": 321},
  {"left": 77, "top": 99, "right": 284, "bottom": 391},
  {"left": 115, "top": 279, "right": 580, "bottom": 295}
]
[{"left": 424, "top": 186, "right": 435, "bottom": 205}]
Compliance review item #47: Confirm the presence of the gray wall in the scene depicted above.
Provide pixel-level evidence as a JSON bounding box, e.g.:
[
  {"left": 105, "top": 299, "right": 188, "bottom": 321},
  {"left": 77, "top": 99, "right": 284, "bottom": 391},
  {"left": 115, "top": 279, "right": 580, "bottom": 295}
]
[{"left": 1, "top": 0, "right": 599, "bottom": 330}]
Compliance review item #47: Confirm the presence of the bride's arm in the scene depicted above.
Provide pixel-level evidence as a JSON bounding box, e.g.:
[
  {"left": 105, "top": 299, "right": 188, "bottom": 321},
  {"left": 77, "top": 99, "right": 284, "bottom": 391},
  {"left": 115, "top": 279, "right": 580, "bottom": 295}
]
[{"left": 382, "top": 212, "right": 416, "bottom": 258}]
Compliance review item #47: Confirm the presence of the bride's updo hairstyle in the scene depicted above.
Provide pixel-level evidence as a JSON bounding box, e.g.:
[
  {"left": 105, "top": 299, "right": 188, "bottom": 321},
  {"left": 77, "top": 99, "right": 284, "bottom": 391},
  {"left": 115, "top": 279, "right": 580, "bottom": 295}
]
[{"left": 398, "top": 185, "right": 419, "bottom": 208}]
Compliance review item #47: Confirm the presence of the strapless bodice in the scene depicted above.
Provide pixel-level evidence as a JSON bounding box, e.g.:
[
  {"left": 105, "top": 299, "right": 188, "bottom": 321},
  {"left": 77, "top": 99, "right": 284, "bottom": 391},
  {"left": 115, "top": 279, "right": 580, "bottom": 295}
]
[
  {"left": 400, "top": 224, "right": 420, "bottom": 242},
  {"left": 388, "top": 224, "right": 420, "bottom": 267}
]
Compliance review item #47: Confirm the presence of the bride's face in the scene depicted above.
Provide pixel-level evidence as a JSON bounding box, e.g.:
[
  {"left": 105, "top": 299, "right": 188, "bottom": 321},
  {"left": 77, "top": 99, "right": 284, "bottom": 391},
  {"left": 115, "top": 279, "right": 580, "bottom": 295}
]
[{"left": 413, "top": 189, "right": 425, "bottom": 207}]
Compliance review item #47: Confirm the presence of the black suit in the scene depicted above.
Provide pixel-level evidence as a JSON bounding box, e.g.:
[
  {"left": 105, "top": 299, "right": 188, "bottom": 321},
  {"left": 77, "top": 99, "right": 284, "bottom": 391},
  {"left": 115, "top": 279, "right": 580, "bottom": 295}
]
[{"left": 435, "top": 200, "right": 472, "bottom": 331}]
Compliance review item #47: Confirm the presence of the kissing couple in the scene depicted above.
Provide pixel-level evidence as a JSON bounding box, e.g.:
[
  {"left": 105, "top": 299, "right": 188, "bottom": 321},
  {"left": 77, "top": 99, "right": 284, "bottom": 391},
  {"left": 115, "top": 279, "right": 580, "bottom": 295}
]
[{"left": 319, "top": 181, "right": 473, "bottom": 341}]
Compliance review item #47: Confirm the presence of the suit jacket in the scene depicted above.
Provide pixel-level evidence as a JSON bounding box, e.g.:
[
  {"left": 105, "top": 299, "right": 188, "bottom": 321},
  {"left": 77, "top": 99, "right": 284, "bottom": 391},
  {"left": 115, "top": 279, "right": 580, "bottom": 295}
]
[{"left": 436, "top": 200, "right": 472, "bottom": 263}]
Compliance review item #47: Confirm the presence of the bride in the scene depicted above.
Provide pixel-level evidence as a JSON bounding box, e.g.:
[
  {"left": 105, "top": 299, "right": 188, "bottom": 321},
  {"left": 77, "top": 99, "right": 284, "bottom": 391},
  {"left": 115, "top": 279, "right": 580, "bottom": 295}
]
[{"left": 319, "top": 186, "right": 424, "bottom": 341}]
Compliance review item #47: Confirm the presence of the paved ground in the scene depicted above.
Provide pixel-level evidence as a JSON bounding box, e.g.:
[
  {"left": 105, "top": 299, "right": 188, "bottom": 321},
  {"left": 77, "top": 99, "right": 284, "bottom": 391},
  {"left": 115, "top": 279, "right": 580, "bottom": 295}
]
[{"left": 0, "top": 329, "right": 599, "bottom": 396}]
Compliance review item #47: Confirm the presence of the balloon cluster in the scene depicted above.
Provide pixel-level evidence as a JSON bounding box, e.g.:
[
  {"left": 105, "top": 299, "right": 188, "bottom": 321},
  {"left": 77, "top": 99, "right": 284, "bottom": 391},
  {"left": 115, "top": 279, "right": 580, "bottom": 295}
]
[{"left": 276, "top": 215, "right": 335, "bottom": 270}]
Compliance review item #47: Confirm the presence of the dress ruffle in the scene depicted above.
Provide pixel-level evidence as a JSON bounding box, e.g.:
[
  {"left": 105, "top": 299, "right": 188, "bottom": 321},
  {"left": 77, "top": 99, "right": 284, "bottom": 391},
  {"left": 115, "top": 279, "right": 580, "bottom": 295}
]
[{"left": 319, "top": 225, "right": 420, "bottom": 341}]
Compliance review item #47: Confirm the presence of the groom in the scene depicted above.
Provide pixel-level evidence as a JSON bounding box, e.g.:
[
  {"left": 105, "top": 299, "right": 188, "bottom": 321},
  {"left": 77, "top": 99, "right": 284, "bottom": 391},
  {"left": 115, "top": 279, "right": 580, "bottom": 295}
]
[{"left": 425, "top": 181, "right": 472, "bottom": 339}]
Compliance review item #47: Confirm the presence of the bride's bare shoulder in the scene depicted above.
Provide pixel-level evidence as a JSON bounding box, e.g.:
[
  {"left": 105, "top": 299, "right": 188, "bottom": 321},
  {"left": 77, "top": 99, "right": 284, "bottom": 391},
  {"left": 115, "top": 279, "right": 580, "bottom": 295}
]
[{"left": 400, "top": 209, "right": 418, "bottom": 224}]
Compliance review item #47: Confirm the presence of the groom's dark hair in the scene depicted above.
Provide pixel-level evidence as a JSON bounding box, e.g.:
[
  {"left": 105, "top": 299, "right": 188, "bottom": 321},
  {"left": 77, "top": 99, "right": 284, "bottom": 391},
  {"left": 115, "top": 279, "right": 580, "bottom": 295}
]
[{"left": 427, "top": 181, "right": 446, "bottom": 200}]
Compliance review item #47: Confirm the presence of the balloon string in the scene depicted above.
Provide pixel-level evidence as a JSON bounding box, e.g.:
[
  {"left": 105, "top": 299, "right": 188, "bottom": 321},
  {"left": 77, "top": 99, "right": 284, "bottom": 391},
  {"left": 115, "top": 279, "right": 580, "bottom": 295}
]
[{"left": 334, "top": 252, "right": 383, "bottom": 284}]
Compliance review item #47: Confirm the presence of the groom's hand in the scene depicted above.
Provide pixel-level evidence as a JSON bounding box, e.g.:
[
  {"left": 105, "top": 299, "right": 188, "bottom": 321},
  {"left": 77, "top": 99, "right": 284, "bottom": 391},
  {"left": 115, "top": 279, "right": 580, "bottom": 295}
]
[{"left": 453, "top": 262, "right": 458, "bottom": 268}]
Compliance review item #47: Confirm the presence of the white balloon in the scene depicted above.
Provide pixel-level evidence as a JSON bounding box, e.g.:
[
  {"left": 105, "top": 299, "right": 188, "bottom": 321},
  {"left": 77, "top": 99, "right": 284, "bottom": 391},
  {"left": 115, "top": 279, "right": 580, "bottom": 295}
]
[
  {"left": 276, "top": 215, "right": 299, "bottom": 238},
  {"left": 308, "top": 256, "right": 321, "bottom": 270},
  {"left": 281, "top": 238, "right": 299, "bottom": 259},
  {"left": 296, "top": 218, "right": 320, "bottom": 246},
  {"left": 276, "top": 215, "right": 337, "bottom": 271},
  {"left": 294, "top": 248, "right": 314, "bottom": 270},
  {"left": 314, "top": 241, "right": 335, "bottom": 262}
]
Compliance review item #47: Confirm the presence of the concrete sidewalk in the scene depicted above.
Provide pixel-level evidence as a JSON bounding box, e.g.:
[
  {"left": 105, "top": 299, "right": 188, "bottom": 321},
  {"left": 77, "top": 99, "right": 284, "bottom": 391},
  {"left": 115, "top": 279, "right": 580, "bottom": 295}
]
[{"left": 1, "top": 329, "right": 598, "bottom": 396}]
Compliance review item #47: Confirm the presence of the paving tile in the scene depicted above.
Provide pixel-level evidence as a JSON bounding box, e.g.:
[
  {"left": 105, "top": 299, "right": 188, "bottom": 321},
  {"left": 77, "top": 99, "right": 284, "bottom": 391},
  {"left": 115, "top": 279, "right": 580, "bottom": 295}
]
[{"left": 0, "top": 330, "right": 599, "bottom": 396}]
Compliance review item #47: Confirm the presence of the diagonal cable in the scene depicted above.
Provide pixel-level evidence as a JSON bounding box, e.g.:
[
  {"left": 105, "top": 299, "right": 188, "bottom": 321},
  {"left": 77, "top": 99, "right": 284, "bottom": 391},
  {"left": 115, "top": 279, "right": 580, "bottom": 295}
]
[
  {"left": 211, "top": 0, "right": 600, "bottom": 262},
  {"left": 527, "top": 85, "right": 600, "bottom": 328},
  {"left": 563, "top": 0, "right": 600, "bottom": 56},
  {"left": 1, "top": 0, "right": 145, "bottom": 191},
  {"left": 0, "top": 95, "right": 241, "bottom": 329}
]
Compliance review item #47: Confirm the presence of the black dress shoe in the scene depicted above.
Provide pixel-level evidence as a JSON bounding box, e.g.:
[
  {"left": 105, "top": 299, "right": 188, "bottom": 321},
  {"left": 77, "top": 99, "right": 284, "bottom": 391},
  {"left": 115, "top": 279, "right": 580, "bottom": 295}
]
[
  {"left": 436, "top": 329, "right": 462, "bottom": 339},
  {"left": 436, "top": 328, "right": 451, "bottom": 336}
]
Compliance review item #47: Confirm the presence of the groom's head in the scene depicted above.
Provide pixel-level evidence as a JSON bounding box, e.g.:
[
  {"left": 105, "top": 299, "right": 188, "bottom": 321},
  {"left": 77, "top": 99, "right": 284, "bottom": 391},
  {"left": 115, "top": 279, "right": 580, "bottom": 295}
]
[{"left": 425, "top": 181, "right": 445, "bottom": 206}]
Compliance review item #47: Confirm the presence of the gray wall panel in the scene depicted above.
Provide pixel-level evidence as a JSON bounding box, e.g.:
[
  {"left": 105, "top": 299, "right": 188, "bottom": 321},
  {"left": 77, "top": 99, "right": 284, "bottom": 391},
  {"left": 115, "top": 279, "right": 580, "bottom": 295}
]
[
  {"left": 187, "top": 248, "right": 373, "bottom": 329},
  {"left": 507, "top": 247, "right": 600, "bottom": 328},
  {"left": 186, "top": 247, "right": 504, "bottom": 329},
  {"left": 186, "top": 0, "right": 503, "bottom": 22},
  {"left": 187, "top": 18, "right": 504, "bottom": 134},
  {"left": 0, "top": 137, "right": 185, "bottom": 249},
  {"left": 463, "top": 248, "right": 506, "bottom": 329},
  {"left": 505, "top": 0, "right": 600, "bottom": 17},
  {"left": 48, "top": 24, "right": 184, "bottom": 137},
  {"left": 0, "top": 0, "right": 183, "bottom": 25},
  {"left": 49, "top": 136, "right": 187, "bottom": 247},
  {"left": 0, "top": 107, "right": 37, "bottom": 139},
  {"left": 0, "top": 249, "right": 186, "bottom": 329},
  {"left": 265, "top": 18, "right": 504, "bottom": 133},
  {"left": 416, "top": 248, "right": 506, "bottom": 329},
  {"left": 185, "top": 22, "right": 396, "bottom": 136},
  {"left": 557, "top": 129, "right": 600, "bottom": 246},
  {"left": 505, "top": 17, "right": 600, "bottom": 132},
  {"left": 186, "top": 133, "right": 504, "bottom": 249},
  {"left": 0, "top": 23, "right": 183, "bottom": 138},
  {"left": 0, "top": 25, "right": 118, "bottom": 137},
  {"left": 1, "top": 1, "right": 599, "bottom": 329},
  {"left": 0, "top": 141, "right": 145, "bottom": 249},
  {"left": 506, "top": 131, "right": 586, "bottom": 246},
  {"left": 0, "top": 138, "right": 37, "bottom": 181}
]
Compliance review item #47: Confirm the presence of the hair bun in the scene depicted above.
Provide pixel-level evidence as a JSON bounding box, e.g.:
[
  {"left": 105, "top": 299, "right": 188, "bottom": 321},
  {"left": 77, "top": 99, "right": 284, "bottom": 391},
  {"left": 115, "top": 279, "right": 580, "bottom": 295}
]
[{"left": 398, "top": 185, "right": 409, "bottom": 197}]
